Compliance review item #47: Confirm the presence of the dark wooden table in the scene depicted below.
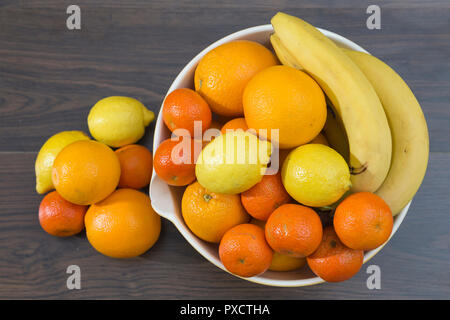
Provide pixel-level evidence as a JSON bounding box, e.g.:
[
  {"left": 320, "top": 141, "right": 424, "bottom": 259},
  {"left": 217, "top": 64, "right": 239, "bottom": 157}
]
[{"left": 0, "top": 0, "right": 449, "bottom": 299}]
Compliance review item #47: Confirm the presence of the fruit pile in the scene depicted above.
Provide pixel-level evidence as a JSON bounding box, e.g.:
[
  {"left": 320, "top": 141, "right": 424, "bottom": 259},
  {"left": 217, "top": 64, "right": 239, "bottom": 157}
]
[
  {"left": 35, "top": 97, "right": 161, "bottom": 259},
  {"left": 154, "top": 12, "right": 429, "bottom": 282}
]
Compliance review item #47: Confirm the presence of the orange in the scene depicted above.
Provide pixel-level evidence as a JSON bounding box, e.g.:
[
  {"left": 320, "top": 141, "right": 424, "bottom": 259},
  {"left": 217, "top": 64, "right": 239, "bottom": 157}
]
[
  {"left": 115, "top": 144, "right": 153, "bottom": 189},
  {"left": 219, "top": 223, "right": 273, "bottom": 277},
  {"left": 307, "top": 226, "right": 364, "bottom": 282},
  {"left": 194, "top": 40, "right": 278, "bottom": 117},
  {"left": 181, "top": 181, "right": 249, "bottom": 243},
  {"left": 221, "top": 118, "right": 249, "bottom": 134},
  {"left": 163, "top": 88, "right": 212, "bottom": 137},
  {"left": 334, "top": 192, "right": 393, "bottom": 250},
  {"left": 265, "top": 203, "right": 323, "bottom": 258},
  {"left": 243, "top": 65, "right": 327, "bottom": 149},
  {"left": 241, "top": 172, "right": 291, "bottom": 221},
  {"left": 153, "top": 138, "right": 201, "bottom": 186},
  {"left": 251, "top": 219, "right": 306, "bottom": 272},
  {"left": 39, "top": 191, "right": 87, "bottom": 237},
  {"left": 310, "top": 133, "right": 329, "bottom": 146},
  {"left": 85, "top": 188, "right": 161, "bottom": 258},
  {"left": 52, "top": 140, "right": 120, "bottom": 205}
]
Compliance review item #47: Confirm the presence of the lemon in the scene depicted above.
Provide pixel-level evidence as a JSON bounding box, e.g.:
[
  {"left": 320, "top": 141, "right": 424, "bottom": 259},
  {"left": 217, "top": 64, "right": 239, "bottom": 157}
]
[
  {"left": 87, "top": 96, "right": 155, "bottom": 148},
  {"left": 195, "top": 131, "right": 271, "bottom": 194},
  {"left": 281, "top": 144, "right": 351, "bottom": 207},
  {"left": 35, "top": 131, "right": 90, "bottom": 194}
]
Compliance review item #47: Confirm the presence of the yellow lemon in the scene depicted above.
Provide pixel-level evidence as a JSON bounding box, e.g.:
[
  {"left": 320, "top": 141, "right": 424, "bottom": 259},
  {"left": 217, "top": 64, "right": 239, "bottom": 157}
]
[
  {"left": 88, "top": 96, "right": 155, "bottom": 148},
  {"left": 35, "top": 131, "right": 90, "bottom": 194},
  {"left": 282, "top": 144, "right": 351, "bottom": 207},
  {"left": 195, "top": 131, "right": 271, "bottom": 194}
]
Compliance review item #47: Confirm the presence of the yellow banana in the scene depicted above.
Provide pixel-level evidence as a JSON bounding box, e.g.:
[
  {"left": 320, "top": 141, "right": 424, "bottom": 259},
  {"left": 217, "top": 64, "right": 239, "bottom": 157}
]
[
  {"left": 271, "top": 12, "right": 392, "bottom": 192},
  {"left": 343, "top": 49, "right": 429, "bottom": 215},
  {"left": 270, "top": 34, "right": 303, "bottom": 70}
]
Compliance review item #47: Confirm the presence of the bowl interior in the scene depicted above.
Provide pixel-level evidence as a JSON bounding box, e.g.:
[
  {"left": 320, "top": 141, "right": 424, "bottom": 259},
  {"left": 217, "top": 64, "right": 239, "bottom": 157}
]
[{"left": 149, "top": 24, "right": 409, "bottom": 287}]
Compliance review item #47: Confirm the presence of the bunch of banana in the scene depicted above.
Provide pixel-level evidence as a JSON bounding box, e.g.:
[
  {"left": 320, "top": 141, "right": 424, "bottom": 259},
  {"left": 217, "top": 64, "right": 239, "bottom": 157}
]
[
  {"left": 343, "top": 49, "right": 429, "bottom": 215},
  {"left": 270, "top": 12, "right": 429, "bottom": 215},
  {"left": 271, "top": 12, "right": 392, "bottom": 193}
]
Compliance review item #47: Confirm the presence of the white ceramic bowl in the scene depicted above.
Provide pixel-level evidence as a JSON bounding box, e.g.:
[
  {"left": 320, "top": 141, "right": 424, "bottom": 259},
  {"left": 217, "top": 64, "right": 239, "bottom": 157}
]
[{"left": 149, "top": 24, "right": 410, "bottom": 287}]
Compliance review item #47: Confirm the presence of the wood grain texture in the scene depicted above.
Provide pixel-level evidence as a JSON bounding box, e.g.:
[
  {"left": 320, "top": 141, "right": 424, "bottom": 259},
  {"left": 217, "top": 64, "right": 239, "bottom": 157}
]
[{"left": 0, "top": 0, "right": 449, "bottom": 299}]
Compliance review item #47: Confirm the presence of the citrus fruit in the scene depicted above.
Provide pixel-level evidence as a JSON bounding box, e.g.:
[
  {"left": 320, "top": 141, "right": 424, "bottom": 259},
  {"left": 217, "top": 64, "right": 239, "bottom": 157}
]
[
  {"left": 282, "top": 144, "right": 351, "bottom": 207},
  {"left": 115, "top": 144, "right": 153, "bottom": 189},
  {"left": 35, "top": 131, "right": 90, "bottom": 194},
  {"left": 39, "top": 191, "right": 87, "bottom": 237},
  {"left": 221, "top": 118, "right": 249, "bottom": 134},
  {"left": 181, "top": 181, "right": 249, "bottom": 243},
  {"left": 251, "top": 218, "right": 306, "bottom": 272},
  {"left": 219, "top": 223, "right": 273, "bottom": 277},
  {"left": 195, "top": 131, "right": 271, "bottom": 194},
  {"left": 52, "top": 140, "right": 120, "bottom": 205},
  {"left": 88, "top": 96, "right": 155, "bottom": 148},
  {"left": 154, "top": 138, "right": 201, "bottom": 186},
  {"left": 243, "top": 65, "right": 326, "bottom": 149},
  {"left": 194, "top": 40, "right": 278, "bottom": 117},
  {"left": 241, "top": 172, "right": 291, "bottom": 221},
  {"left": 163, "top": 88, "right": 212, "bottom": 137},
  {"left": 85, "top": 188, "right": 161, "bottom": 258},
  {"left": 270, "top": 253, "right": 306, "bottom": 272},
  {"left": 307, "top": 226, "right": 364, "bottom": 282},
  {"left": 334, "top": 192, "right": 393, "bottom": 250},
  {"left": 265, "top": 204, "right": 323, "bottom": 258}
]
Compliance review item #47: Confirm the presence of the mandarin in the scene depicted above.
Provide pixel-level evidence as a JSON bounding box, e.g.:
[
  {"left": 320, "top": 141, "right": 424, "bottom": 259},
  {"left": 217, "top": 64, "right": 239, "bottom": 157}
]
[
  {"left": 265, "top": 204, "right": 323, "bottom": 258},
  {"left": 241, "top": 172, "right": 291, "bottom": 221},
  {"left": 163, "top": 88, "right": 212, "bottom": 137},
  {"left": 219, "top": 223, "right": 273, "bottom": 277},
  {"left": 334, "top": 192, "right": 393, "bottom": 250},
  {"left": 307, "top": 226, "right": 364, "bottom": 282}
]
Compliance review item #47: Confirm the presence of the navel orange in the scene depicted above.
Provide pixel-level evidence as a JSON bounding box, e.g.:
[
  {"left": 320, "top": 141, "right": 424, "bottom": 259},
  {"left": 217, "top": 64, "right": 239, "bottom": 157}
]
[
  {"left": 243, "top": 65, "right": 326, "bottom": 149},
  {"left": 181, "top": 181, "right": 249, "bottom": 243},
  {"left": 195, "top": 40, "right": 278, "bottom": 117},
  {"left": 52, "top": 140, "right": 120, "bottom": 205},
  {"left": 85, "top": 188, "right": 161, "bottom": 258}
]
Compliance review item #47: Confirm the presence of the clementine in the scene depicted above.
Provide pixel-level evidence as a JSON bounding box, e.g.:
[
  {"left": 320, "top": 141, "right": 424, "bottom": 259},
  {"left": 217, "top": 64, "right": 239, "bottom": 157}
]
[
  {"left": 334, "top": 192, "right": 393, "bottom": 250},
  {"left": 221, "top": 118, "right": 249, "bottom": 134},
  {"left": 115, "top": 144, "right": 153, "bottom": 189},
  {"left": 39, "top": 191, "right": 87, "bottom": 237},
  {"left": 251, "top": 218, "right": 306, "bottom": 272},
  {"left": 219, "top": 223, "right": 273, "bottom": 277},
  {"left": 153, "top": 138, "right": 201, "bottom": 186},
  {"left": 163, "top": 88, "right": 212, "bottom": 137},
  {"left": 307, "top": 226, "right": 364, "bottom": 282},
  {"left": 265, "top": 203, "right": 323, "bottom": 257},
  {"left": 241, "top": 172, "right": 291, "bottom": 221}
]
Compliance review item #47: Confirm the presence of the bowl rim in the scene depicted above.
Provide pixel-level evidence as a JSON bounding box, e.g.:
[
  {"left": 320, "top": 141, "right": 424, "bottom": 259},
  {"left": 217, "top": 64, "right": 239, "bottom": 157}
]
[{"left": 149, "top": 24, "right": 411, "bottom": 287}]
